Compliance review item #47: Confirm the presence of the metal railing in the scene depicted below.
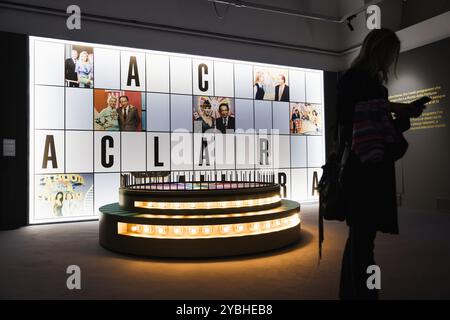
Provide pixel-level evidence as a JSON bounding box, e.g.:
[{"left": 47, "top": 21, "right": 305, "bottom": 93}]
[{"left": 120, "top": 170, "right": 277, "bottom": 190}]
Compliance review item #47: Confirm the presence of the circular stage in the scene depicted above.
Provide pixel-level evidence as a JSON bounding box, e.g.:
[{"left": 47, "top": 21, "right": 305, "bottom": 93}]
[{"left": 99, "top": 173, "right": 301, "bottom": 258}]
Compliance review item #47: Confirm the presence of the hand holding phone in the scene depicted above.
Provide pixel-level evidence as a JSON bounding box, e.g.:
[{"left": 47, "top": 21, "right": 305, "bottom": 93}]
[
  {"left": 411, "top": 96, "right": 431, "bottom": 108},
  {"left": 409, "top": 96, "right": 431, "bottom": 118}
]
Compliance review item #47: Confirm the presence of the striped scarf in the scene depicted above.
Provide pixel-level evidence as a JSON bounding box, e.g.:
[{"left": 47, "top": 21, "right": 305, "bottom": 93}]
[{"left": 352, "top": 99, "right": 398, "bottom": 163}]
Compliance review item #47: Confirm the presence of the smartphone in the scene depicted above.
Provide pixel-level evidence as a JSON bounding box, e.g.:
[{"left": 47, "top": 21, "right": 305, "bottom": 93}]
[{"left": 412, "top": 96, "right": 432, "bottom": 107}]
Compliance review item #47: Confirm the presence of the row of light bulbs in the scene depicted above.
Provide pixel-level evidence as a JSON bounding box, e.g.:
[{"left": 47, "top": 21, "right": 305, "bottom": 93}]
[
  {"left": 119, "top": 213, "right": 300, "bottom": 239},
  {"left": 134, "top": 195, "right": 281, "bottom": 210}
]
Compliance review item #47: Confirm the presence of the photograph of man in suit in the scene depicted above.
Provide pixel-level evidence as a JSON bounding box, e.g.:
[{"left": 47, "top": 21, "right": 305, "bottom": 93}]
[
  {"left": 65, "top": 49, "right": 79, "bottom": 87},
  {"left": 118, "top": 95, "right": 140, "bottom": 131},
  {"left": 274, "top": 74, "right": 289, "bottom": 102},
  {"left": 216, "top": 103, "right": 235, "bottom": 134}
]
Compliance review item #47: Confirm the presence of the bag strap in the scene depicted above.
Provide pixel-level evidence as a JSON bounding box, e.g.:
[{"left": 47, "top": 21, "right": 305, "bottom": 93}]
[{"left": 318, "top": 122, "right": 348, "bottom": 264}]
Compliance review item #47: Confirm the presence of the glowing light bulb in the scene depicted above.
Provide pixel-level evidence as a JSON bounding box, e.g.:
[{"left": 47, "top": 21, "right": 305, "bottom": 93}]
[
  {"left": 143, "top": 226, "right": 150, "bottom": 233},
  {"left": 189, "top": 203, "right": 196, "bottom": 209},
  {"left": 206, "top": 202, "right": 212, "bottom": 208},
  {"left": 264, "top": 221, "right": 271, "bottom": 229},
  {"left": 236, "top": 224, "right": 244, "bottom": 233},
  {"left": 173, "top": 226, "right": 182, "bottom": 235},
  {"left": 250, "top": 223, "right": 260, "bottom": 232},
  {"left": 131, "top": 225, "right": 138, "bottom": 232},
  {"left": 189, "top": 227, "right": 198, "bottom": 235},
  {"left": 220, "top": 202, "right": 226, "bottom": 207},
  {"left": 157, "top": 226, "right": 166, "bottom": 234},
  {"left": 203, "top": 226, "right": 212, "bottom": 234},
  {"left": 248, "top": 199, "right": 254, "bottom": 206},
  {"left": 221, "top": 225, "right": 231, "bottom": 233},
  {"left": 158, "top": 202, "right": 166, "bottom": 209},
  {"left": 275, "top": 219, "right": 281, "bottom": 226}
]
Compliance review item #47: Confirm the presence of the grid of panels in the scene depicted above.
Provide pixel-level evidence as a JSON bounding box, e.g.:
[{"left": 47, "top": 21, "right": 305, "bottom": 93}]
[{"left": 29, "top": 37, "right": 325, "bottom": 224}]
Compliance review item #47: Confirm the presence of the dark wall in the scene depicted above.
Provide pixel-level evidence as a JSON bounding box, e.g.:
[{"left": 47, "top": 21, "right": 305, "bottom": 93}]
[
  {"left": 400, "top": 0, "right": 450, "bottom": 29},
  {"left": 0, "top": 31, "right": 29, "bottom": 229},
  {"left": 387, "top": 37, "right": 450, "bottom": 212}
]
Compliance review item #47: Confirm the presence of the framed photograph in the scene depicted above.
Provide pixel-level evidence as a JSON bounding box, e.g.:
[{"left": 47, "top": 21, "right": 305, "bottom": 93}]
[
  {"left": 193, "top": 96, "right": 235, "bottom": 134},
  {"left": 254, "top": 66, "right": 289, "bottom": 101},
  {"left": 290, "top": 102, "right": 322, "bottom": 135},
  {"left": 65, "top": 44, "right": 94, "bottom": 88}
]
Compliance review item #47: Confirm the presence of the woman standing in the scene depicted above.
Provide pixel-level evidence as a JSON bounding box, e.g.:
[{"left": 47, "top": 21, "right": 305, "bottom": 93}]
[
  {"left": 254, "top": 72, "right": 265, "bottom": 100},
  {"left": 53, "top": 192, "right": 64, "bottom": 217},
  {"left": 75, "top": 51, "right": 93, "bottom": 88},
  {"left": 196, "top": 100, "right": 215, "bottom": 133},
  {"left": 337, "top": 28, "right": 426, "bottom": 300}
]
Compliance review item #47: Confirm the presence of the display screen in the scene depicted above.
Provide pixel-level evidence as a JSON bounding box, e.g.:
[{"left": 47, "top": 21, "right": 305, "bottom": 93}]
[{"left": 29, "top": 36, "right": 325, "bottom": 224}]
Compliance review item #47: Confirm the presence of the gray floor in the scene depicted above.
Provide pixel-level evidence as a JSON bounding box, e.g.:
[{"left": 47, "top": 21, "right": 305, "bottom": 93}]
[{"left": 1, "top": 204, "right": 450, "bottom": 299}]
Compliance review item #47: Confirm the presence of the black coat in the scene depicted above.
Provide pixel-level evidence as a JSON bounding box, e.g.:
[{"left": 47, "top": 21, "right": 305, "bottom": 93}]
[
  {"left": 65, "top": 58, "right": 77, "bottom": 81},
  {"left": 216, "top": 116, "right": 235, "bottom": 133},
  {"left": 337, "top": 68, "right": 410, "bottom": 234},
  {"left": 274, "top": 84, "right": 290, "bottom": 102},
  {"left": 254, "top": 83, "right": 265, "bottom": 100}
]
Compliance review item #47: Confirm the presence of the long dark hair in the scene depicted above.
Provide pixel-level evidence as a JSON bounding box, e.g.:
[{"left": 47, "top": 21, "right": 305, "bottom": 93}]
[{"left": 351, "top": 28, "right": 400, "bottom": 83}]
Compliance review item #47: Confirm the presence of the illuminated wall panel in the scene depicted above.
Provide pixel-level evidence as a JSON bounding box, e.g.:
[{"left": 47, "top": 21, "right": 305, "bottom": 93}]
[{"left": 29, "top": 36, "right": 325, "bottom": 224}]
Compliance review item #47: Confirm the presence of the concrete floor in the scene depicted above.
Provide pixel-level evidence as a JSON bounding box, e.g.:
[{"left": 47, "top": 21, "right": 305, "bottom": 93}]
[{"left": 1, "top": 204, "right": 450, "bottom": 299}]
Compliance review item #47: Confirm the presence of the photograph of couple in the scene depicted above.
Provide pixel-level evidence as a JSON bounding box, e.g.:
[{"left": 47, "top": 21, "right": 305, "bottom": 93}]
[
  {"left": 65, "top": 44, "right": 94, "bottom": 88},
  {"left": 254, "top": 67, "right": 290, "bottom": 101},
  {"left": 193, "top": 96, "right": 235, "bottom": 133},
  {"left": 94, "top": 89, "right": 145, "bottom": 131}
]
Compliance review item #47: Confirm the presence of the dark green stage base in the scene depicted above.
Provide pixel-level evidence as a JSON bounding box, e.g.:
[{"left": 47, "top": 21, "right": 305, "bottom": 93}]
[{"left": 99, "top": 199, "right": 301, "bottom": 258}]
